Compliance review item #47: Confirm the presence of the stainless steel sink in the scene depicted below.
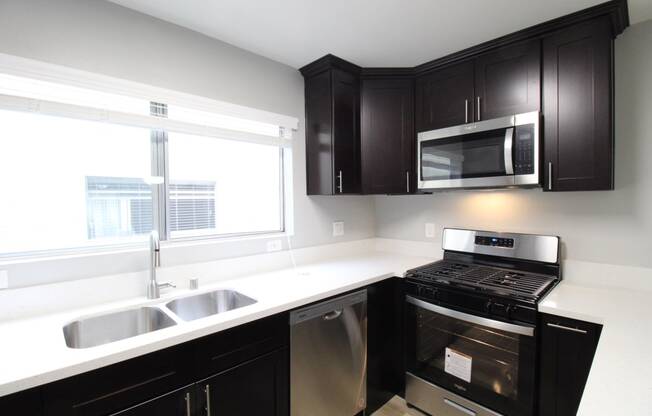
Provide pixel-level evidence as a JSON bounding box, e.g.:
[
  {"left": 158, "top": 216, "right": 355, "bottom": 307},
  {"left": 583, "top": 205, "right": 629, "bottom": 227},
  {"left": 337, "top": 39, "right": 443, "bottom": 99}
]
[
  {"left": 63, "top": 307, "right": 176, "bottom": 349},
  {"left": 166, "top": 289, "right": 257, "bottom": 321}
]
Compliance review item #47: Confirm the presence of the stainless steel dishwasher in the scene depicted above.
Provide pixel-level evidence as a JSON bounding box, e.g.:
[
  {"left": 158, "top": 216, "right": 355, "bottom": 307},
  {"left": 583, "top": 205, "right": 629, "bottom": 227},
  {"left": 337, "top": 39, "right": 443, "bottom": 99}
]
[{"left": 290, "top": 289, "right": 367, "bottom": 416}]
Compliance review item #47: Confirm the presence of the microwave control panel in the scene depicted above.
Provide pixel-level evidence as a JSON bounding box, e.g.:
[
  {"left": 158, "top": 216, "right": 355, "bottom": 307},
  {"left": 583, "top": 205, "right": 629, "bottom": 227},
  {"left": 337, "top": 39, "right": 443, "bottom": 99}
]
[{"left": 513, "top": 125, "right": 535, "bottom": 175}]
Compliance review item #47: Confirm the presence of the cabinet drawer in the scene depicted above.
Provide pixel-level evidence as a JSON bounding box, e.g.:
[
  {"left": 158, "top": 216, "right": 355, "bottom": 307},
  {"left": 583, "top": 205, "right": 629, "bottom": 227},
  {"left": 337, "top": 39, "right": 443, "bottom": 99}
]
[{"left": 194, "top": 312, "right": 289, "bottom": 379}]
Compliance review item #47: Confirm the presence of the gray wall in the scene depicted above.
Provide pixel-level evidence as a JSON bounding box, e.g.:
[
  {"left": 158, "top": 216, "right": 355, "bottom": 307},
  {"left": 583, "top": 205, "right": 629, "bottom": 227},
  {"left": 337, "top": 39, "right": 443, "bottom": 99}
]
[
  {"left": 0, "top": 0, "right": 374, "bottom": 286},
  {"left": 375, "top": 20, "right": 652, "bottom": 268}
]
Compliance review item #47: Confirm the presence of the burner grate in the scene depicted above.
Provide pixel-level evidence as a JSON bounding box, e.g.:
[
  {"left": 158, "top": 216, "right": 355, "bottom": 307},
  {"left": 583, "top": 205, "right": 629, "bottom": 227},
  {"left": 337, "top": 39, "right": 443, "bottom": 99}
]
[{"left": 409, "top": 260, "right": 556, "bottom": 300}]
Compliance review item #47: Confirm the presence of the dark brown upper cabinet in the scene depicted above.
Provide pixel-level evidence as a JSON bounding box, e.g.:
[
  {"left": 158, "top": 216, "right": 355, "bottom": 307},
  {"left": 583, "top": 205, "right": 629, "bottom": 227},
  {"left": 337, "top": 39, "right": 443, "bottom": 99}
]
[
  {"left": 361, "top": 77, "right": 415, "bottom": 194},
  {"left": 415, "top": 61, "right": 474, "bottom": 132},
  {"left": 301, "top": 56, "right": 361, "bottom": 195},
  {"left": 543, "top": 16, "right": 615, "bottom": 191},
  {"left": 474, "top": 39, "right": 541, "bottom": 121},
  {"left": 300, "top": 0, "right": 628, "bottom": 195},
  {"left": 416, "top": 40, "right": 541, "bottom": 132}
]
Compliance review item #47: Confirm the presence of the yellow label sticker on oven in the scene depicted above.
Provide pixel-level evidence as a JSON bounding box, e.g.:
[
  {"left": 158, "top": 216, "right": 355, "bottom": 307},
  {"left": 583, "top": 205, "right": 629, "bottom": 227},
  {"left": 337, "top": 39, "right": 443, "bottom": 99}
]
[{"left": 445, "top": 347, "right": 472, "bottom": 383}]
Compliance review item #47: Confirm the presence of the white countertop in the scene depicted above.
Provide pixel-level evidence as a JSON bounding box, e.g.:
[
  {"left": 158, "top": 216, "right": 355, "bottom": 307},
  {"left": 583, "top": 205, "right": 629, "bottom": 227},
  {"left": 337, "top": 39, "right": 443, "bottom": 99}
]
[
  {"left": 540, "top": 279, "right": 652, "bottom": 415},
  {"left": 0, "top": 249, "right": 432, "bottom": 397},
  {"left": 1, "top": 237, "right": 651, "bottom": 416}
]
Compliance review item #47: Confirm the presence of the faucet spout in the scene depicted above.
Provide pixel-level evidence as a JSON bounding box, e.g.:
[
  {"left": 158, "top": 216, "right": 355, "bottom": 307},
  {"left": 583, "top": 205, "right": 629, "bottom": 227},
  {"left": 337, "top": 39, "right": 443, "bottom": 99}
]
[{"left": 147, "top": 230, "right": 173, "bottom": 299}]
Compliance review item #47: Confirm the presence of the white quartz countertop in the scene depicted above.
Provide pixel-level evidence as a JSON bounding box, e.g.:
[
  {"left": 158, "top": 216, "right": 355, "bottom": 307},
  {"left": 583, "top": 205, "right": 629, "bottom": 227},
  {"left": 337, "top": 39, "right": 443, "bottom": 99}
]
[
  {"left": 540, "top": 280, "right": 652, "bottom": 416},
  {"left": 0, "top": 250, "right": 432, "bottom": 397}
]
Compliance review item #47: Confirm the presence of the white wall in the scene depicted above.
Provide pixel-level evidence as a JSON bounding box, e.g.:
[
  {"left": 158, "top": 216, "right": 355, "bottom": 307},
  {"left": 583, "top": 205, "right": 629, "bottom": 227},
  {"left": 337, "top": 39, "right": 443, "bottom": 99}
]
[
  {"left": 375, "top": 20, "right": 652, "bottom": 269},
  {"left": 0, "top": 0, "right": 374, "bottom": 286}
]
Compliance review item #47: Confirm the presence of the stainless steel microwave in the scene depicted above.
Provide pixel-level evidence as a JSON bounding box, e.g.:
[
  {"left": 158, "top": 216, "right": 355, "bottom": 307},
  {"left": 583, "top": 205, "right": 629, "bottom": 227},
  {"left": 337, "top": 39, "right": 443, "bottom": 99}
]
[{"left": 417, "top": 111, "right": 540, "bottom": 191}]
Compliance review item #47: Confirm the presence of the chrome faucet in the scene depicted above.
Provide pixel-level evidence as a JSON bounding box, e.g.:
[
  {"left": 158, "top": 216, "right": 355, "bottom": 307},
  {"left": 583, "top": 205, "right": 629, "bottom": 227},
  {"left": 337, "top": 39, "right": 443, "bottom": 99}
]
[{"left": 146, "top": 230, "right": 175, "bottom": 299}]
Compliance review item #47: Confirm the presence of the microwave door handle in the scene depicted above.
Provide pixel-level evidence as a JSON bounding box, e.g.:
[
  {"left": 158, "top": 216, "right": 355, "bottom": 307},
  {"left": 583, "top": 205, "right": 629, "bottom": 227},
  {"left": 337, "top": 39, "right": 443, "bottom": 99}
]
[{"left": 504, "top": 127, "right": 514, "bottom": 175}]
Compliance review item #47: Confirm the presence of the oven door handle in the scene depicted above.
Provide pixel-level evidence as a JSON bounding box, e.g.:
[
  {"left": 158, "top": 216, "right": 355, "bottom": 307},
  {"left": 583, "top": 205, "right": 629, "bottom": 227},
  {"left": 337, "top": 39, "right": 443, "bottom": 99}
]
[{"left": 406, "top": 296, "right": 535, "bottom": 337}]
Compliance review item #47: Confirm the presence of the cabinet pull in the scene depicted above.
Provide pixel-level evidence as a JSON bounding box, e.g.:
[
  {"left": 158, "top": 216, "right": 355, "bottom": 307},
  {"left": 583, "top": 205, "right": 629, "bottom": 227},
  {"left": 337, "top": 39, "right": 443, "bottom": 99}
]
[
  {"left": 185, "top": 392, "right": 191, "bottom": 416},
  {"left": 406, "top": 171, "right": 410, "bottom": 193},
  {"left": 548, "top": 162, "right": 553, "bottom": 191},
  {"left": 337, "top": 170, "right": 343, "bottom": 193},
  {"left": 476, "top": 96, "right": 481, "bottom": 121},
  {"left": 204, "top": 384, "right": 211, "bottom": 416},
  {"left": 547, "top": 322, "right": 588, "bottom": 334},
  {"left": 464, "top": 99, "right": 469, "bottom": 123}
]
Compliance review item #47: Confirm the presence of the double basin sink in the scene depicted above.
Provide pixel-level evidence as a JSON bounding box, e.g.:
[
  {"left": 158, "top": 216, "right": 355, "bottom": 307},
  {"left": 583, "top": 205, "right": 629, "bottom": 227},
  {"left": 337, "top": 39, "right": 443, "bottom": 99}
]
[{"left": 63, "top": 289, "right": 257, "bottom": 349}]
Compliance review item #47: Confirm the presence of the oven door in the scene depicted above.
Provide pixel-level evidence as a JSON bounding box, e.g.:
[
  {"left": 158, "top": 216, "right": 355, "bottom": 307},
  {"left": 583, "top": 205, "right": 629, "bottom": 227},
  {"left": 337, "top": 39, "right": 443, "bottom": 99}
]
[{"left": 405, "top": 296, "right": 536, "bottom": 416}]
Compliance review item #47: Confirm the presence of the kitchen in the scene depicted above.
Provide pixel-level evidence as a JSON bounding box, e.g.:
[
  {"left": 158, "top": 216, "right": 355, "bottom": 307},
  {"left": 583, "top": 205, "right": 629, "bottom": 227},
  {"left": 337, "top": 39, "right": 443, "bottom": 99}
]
[{"left": 0, "top": 0, "right": 650, "bottom": 415}]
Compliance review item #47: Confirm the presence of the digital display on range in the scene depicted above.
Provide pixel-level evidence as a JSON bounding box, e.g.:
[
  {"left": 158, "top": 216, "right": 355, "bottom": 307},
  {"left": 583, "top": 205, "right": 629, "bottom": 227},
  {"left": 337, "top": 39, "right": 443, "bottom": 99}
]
[{"left": 475, "top": 235, "right": 514, "bottom": 248}]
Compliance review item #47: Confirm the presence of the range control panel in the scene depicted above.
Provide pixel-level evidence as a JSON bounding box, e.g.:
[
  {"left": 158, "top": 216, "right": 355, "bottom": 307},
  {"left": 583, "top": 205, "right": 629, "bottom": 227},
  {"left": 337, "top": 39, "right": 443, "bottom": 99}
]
[{"left": 475, "top": 235, "right": 514, "bottom": 248}]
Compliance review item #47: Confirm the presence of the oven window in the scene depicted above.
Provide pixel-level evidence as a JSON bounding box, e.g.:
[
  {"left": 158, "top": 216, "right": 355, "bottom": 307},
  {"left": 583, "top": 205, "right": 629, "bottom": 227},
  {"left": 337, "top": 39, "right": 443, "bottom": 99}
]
[
  {"left": 411, "top": 305, "right": 522, "bottom": 400},
  {"left": 420, "top": 128, "right": 510, "bottom": 181}
]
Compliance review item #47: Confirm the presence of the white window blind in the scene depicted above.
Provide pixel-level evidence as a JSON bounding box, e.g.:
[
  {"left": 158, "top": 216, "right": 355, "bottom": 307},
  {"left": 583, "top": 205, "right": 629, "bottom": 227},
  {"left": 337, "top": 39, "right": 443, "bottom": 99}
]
[{"left": 0, "top": 53, "right": 297, "bottom": 146}]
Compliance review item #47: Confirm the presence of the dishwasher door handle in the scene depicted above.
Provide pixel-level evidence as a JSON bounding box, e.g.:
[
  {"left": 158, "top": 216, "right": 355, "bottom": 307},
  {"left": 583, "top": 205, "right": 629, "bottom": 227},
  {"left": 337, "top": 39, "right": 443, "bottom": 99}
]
[{"left": 322, "top": 309, "right": 343, "bottom": 320}]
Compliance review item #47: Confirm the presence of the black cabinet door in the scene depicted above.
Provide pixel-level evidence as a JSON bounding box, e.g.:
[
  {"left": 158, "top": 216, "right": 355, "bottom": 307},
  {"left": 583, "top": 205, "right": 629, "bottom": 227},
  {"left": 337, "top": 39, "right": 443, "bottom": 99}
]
[
  {"left": 416, "top": 60, "right": 474, "bottom": 132},
  {"left": 361, "top": 78, "right": 414, "bottom": 194},
  {"left": 332, "top": 69, "right": 361, "bottom": 194},
  {"left": 198, "top": 348, "right": 289, "bottom": 416},
  {"left": 543, "top": 16, "right": 614, "bottom": 191},
  {"left": 538, "top": 314, "right": 602, "bottom": 416},
  {"left": 475, "top": 39, "right": 541, "bottom": 121},
  {"left": 110, "top": 386, "right": 194, "bottom": 416},
  {"left": 304, "top": 70, "right": 334, "bottom": 195}
]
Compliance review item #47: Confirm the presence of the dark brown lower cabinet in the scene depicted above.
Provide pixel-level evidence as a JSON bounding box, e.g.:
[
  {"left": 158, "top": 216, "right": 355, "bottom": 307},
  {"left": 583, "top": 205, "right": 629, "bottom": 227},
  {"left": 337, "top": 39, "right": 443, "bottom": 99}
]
[
  {"left": 538, "top": 313, "right": 602, "bottom": 416},
  {"left": 198, "top": 348, "right": 289, "bottom": 416},
  {"left": 39, "top": 313, "right": 289, "bottom": 416}
]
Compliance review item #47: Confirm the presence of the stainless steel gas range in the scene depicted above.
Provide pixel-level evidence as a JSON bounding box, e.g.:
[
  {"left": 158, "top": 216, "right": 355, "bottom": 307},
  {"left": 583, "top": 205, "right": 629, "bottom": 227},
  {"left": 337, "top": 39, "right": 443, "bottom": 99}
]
[{"left": 403, "top": 228, "right": 561, "bottom": 416}]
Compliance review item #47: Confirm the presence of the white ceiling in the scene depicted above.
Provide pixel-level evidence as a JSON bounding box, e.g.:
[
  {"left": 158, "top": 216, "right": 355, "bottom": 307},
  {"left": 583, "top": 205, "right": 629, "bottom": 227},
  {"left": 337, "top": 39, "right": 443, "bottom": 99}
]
[{"left": 107, "top": 0, "right": 652, "bottom": 68}]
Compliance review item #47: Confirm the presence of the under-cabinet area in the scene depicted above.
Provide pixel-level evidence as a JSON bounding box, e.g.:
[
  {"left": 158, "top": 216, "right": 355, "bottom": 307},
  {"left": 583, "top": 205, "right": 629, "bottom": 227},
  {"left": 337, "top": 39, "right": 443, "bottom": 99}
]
[{"left": 1, "top": 0, "right": 651, "bottom": 415}]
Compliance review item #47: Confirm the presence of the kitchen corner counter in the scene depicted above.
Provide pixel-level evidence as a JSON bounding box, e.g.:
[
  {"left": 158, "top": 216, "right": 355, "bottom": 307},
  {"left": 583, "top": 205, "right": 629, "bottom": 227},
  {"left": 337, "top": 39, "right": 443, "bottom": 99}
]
[
  {"left": 0, "top": 250, "right": 433, "bottom": 397},
  {"left": 540, "top": 279, "right": 652, "bottom": 415}
]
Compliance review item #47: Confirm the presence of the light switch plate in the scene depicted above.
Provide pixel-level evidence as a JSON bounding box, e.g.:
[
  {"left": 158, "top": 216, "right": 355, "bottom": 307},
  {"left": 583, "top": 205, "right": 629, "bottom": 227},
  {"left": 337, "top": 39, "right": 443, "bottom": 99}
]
[
  {"left": 266, "top": 240, "right": 282, "bottom": 252},
  {"left": 425, "top": 223, "right": 436, "bottom": 239},
  {"left": 333, "top": 221, "right": 344, "bottom": 237},
  {"left": 0, "top": 270, "right": 8, "bottom": 289}
]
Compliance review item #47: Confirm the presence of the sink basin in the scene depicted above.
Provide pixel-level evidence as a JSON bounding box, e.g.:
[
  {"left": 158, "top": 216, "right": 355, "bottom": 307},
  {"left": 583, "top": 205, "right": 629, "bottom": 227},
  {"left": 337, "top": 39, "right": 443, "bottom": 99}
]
[
  {"left": 63, "top": 307, "right": 176, "bottom": 349},
  {"left": 166, "top": 290, "right": 257, "bottom": 321}
]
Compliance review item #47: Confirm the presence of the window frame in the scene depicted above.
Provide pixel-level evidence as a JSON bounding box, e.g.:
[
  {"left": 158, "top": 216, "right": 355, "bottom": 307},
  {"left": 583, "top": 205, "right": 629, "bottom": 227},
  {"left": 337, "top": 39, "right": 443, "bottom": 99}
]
[{"left": 0, "top": 54, "right": 295, "bottom": 260}]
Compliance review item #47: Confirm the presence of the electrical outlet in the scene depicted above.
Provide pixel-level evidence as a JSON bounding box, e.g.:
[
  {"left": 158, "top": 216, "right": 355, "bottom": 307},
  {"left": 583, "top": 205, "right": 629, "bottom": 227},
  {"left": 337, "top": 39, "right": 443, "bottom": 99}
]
[
  {"left": 266, "top": 240, "right": 282, "bottom": 252},
  {"left": 425, "top": 223, "right": 436, "bottom": 239},
  {"left": 0, "top": 270, "right": 8, "bottom": 289},
  {"left": 332, "top": 221, "right": 344, "bottom": 237}
]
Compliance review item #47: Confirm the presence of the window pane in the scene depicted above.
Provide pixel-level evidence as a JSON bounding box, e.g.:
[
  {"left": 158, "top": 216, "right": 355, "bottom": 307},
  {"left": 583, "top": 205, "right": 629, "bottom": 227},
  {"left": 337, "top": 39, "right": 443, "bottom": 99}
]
[
  {"left": 0, "top": 109, "right": 152, "bottom": 254},
  {"left": 167, "top": 133, "right": 282, "bottom": 238}
]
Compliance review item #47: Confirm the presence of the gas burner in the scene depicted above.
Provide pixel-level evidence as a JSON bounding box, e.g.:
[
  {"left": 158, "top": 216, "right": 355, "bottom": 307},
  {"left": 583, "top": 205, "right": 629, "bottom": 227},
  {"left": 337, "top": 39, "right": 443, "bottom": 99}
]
[{"left": 407, "top": 260, "right": 557, "bottom": 301}]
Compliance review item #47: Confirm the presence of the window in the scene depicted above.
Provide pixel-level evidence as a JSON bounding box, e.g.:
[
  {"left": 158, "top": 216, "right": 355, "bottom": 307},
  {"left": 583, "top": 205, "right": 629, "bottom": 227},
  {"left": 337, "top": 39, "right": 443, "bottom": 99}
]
[{"left": 0, "top": 60, "right": 296, "bottom": 257}]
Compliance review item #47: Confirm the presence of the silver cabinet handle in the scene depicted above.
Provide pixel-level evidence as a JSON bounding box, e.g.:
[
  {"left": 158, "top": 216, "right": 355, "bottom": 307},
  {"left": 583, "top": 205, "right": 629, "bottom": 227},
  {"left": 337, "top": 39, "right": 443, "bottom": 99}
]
[
  {"left": 464, "top": 99, "right": 469, "bottom": 123},
  {"left": 444, "top": 398, "right": 476, "bottom": 416},
  {"left": 185, "top": 392, "right": 191, "bottom": 416},
  {"left": 476, "top": 96, "right": 481, "bottom": 121},
  {"left": 406, "top": 171, "right": 410, "bottom": 193},
  {"left": 547, "top": 322, "right": 588, "bottom": 334},
  {"left": 204, "top": 384, "right": 211, "bottom": 416},
  {"left": 548, "top": 162, "right": 553, "bottom": 191},
  {"left": 336, "top": 170, "right": 343, "bottom": 193}
]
